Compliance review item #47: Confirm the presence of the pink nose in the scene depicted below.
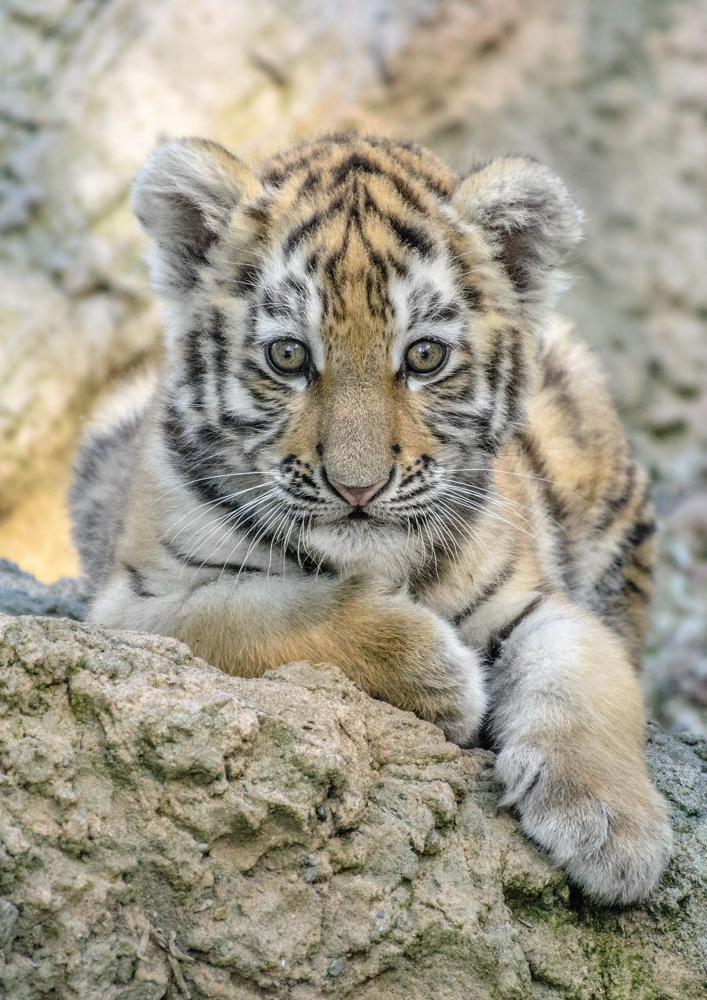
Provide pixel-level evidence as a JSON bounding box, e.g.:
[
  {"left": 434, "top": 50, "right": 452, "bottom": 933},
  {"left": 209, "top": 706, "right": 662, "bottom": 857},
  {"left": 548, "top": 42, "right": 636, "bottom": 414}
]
[{"left": 329, "top": 477, "right": 388, "bottom": 507}]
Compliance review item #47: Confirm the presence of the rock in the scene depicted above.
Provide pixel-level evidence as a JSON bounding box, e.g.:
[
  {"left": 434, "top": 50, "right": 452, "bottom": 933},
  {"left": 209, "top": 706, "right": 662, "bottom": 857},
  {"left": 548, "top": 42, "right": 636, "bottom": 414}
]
[
  {"left": 0, "top": 614, "right": 705, "bottom": 998},
  {"left": 0, "top": 559, "right": 88, "bottom": 620},
  {"left": 0, "top": 900, "right": 18, "bottom": 951}
]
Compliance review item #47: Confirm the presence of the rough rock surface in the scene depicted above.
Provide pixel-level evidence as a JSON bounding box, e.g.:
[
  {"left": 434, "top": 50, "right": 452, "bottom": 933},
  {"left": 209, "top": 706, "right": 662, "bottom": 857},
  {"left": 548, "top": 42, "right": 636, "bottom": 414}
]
[
  {"left": 0, "top": 559, "right": 88, "bottom": 621},
  {"left": 0, "top": 614, "right": 705, "bottom": 999}
]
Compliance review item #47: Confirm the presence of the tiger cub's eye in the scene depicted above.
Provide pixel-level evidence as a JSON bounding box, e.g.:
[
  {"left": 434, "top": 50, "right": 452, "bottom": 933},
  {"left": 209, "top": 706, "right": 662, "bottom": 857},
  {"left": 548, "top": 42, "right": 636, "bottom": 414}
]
[
  {"left": 267, "top": 339, "right": 309, "bottom": 374},
  {"left": 405, "top": 339, "right": 448, "bottom": 375}
]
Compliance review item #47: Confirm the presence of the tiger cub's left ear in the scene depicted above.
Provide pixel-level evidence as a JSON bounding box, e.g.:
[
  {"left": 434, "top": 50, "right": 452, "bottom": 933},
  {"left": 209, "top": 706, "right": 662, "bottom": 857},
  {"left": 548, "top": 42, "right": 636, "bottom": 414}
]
[
  {"left": 132, "top": 137, "right": 262, "bottom": 295},
  {"left": 453, "top": 157, "right": 582, "bottom": 327}
]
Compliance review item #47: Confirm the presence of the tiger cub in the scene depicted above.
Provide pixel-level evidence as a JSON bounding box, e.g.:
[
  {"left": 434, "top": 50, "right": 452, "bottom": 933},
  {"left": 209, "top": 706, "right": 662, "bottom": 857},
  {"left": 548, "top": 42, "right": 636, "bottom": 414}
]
[{"left": 71, "top": 134, "right": 671, "bottom": 904}]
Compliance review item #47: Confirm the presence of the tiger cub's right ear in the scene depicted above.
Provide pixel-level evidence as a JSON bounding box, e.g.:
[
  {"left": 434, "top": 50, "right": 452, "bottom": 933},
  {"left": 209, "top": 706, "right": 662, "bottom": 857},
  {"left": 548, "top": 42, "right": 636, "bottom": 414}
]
[{"left": 132, "top": 138, "right": 262, "bottom": 292}]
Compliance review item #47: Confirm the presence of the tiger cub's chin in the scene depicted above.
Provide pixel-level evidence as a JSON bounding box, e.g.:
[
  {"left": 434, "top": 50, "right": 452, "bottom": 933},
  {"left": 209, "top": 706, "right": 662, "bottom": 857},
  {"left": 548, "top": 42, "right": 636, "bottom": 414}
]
[
  {"left": 71, "top": 133, "right": 671, "bottom": 904},
  {"left": 305, "top": 520, "right": 424, "bottom": 579}
]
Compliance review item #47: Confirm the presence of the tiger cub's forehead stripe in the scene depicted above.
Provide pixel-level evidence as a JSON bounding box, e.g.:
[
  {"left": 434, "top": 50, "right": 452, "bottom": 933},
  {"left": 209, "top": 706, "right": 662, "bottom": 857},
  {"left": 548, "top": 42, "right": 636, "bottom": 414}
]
[
  {"left": 259, "top": 134, "right": 457, "bottom": 200},
  {"left": 277, "top": 180, "right": 439, "bottom": 267},
  {"left": 258, "top": 137, "right": 458, "bottom": 264}
]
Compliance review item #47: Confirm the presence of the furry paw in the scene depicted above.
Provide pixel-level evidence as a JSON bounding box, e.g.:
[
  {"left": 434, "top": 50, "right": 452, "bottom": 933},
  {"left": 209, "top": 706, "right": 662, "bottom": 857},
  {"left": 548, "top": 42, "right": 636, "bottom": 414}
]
[
  {"left": 425, "top": 621, "right": 487, "bottom": 747},
  {"left": 496, "top": 744, "right": 672, "bottom": 904}
]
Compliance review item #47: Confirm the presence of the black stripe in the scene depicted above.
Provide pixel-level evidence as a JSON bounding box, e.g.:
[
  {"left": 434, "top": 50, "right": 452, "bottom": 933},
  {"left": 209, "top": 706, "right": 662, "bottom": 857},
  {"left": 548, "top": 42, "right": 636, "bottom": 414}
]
[
  {"left": 396, "top": 482, "right": 432, "bottom": 504},
  {"left": 592, "top": 514, "right": 656, "bottom": 611},
  {"left": 331, "top": 151, "right": 386, "bottom": 185},
  {"left": 516, "top": 430, "right": 572, "bottom": 586},
  {"left": 625, "top": 519, "right": 656, "bottom": 548},
  {"left": 420, "top": 300, "right": 460, "bottom": 323},
  {"left": 540, "top": 352, "right": 588, "bottom": 446},
  {"left": 184, "top": 327, "right": 209, "bottom": 411},
  {"left": 429, "top": 360, "right": 474, "bottom": 388},
  {"left": 219, "top": 411, "right": 270, "bottom": 434},
  {"left": 486, "top": 595, "right": 545, "bottom": 663},
  {"left": 240, "top": 358, "right": 293, "bottom": 396},
  {"left": 452, "top": 560, "right": 517, "bottom": 626},
  {"left": 125, "top": 565, "right": 156, "bottom": 598},
  {"left": 485, "top": 329, "right": 506, "bottom": 396},
  {"left": 365, "top": 264, "right": 393, "bottom": 318},
  {"left": 261, "top": 286, "right": 296, "bottom": 320},
  {"left": 505, "top": 332, "right": 526, "bottom": 426},
  {"left": 362, "top": 187, "right": 434, "bottom": 256},
  {"left": 459, "top": 281, "right": 483, "bottom": 310},
  {"left": 233, "top": 259, "right": 260, "bottom": 294},
  {"left": 387, "top": 172, "right": 427, "bottom": 214},
  {"left": 428, "top": 426, "right": 453, "bottom": 445},
  {"left": 243, "top": 200, "right": 272, "bottom": 228},
  {"left": 260, "top": 152, "right": 324, "bottom": 187},
  {"left": 594, "top": 464, "right": 637, "bottom": 533},
  {"left": 384, "top": 213, "right": 434, "bottom": 257},
  {"left": 208, "top": 307, "right": 229, "bottom": 388},
  {"left": 296, "top": 170, "right": 323, "bottom": 200},
  {"left": 283, "top": 211, "right": 328, "bottom": 256},
  {"left": 161, "top": 539, "right": 266, "bottom": 574},
  {"left": 161, "top": 404, "right": 261, "bottom": 510}
]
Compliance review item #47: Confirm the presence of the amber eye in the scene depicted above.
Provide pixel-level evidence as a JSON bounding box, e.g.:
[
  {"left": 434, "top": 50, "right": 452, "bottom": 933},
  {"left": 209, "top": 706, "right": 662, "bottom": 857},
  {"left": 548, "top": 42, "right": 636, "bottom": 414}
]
[
  {"left": 267, "top": 339, "right": 309, "bottom": 374},
  {"left": 405, "top": 339, "right": 448, "bottom": 375}
]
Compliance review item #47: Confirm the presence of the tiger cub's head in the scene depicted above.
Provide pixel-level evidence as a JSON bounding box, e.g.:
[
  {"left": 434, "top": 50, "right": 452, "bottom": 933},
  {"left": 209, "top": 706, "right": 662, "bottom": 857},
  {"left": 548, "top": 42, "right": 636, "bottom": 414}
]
[{"left": 133, "top": 134, "right": 580, "bottom": 574}]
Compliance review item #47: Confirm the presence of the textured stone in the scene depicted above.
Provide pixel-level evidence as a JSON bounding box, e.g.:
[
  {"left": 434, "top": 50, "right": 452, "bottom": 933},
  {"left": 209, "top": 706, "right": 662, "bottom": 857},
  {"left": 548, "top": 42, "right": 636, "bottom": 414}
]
[
  {"left": 0, "top": 614, "right": 705, "bottom": 998},
  {"left": 0, "top": 559, "right": 88, "bottom": 620}
]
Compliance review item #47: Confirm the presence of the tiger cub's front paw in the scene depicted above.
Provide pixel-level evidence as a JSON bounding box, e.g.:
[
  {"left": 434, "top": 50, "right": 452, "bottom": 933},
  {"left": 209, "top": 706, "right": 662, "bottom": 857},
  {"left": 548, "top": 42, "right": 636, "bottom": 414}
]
[
  {"left": 496, "top": 744, "right": 673, "bottom": 905},
  {"left": 346, "top": 580, "right": 487, "bottom": 746},
  {"left": 424, "top": 621, "right": 487, "bottom": 747}
]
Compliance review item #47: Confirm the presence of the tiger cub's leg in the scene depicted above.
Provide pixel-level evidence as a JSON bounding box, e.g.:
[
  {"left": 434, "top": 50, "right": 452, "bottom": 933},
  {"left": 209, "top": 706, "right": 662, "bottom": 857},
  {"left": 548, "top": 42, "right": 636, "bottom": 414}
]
[
  {"left": 488, "top": 596, "right": 672, "bottom": 904},
  {"left": 90, "top": 573, "right": 486, "bottom": 745}
]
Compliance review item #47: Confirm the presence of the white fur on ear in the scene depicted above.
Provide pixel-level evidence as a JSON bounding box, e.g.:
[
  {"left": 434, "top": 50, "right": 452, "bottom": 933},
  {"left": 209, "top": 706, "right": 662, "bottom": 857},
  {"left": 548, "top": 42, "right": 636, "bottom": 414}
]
[
  {"left": 453, "top": 157, "right": 582, "bottom": 327},
  {"left": 132, "top": 138, "right": 262, "bottom": 291}
]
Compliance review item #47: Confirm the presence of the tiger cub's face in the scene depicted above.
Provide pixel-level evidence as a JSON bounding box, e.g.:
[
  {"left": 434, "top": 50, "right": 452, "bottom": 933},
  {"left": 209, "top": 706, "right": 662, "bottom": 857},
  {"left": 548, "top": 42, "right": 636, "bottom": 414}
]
[{"left": 133, "top": 135, "right": 580, "bottom": 574}]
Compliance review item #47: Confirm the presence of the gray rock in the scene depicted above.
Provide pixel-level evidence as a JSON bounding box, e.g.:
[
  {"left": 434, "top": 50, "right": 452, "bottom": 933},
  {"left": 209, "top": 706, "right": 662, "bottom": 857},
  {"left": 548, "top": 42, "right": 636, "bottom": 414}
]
[
  {"left": 0, "top": 900, "right": 18, "bottom": 950},
  {"left": 0, "top": 559, "right": 88, "bottom": 620},
  {"left": 0, "top": 613, "right": 705, "bottom": 998}
]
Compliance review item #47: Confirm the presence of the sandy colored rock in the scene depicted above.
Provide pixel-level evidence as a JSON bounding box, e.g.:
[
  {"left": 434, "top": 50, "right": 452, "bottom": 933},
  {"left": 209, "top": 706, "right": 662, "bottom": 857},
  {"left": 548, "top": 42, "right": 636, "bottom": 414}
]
[{"left": 0, "top": 614, "right": 705, "bottom": 999}]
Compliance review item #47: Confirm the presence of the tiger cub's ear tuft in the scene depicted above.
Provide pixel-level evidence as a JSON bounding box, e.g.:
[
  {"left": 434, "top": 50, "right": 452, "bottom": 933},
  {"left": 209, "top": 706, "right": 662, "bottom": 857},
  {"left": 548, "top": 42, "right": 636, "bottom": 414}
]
[
  {"left": 453, "top": 157, "right": 582, "bottom": 326},
  {"left": 132, "top": 138, "right": 262, "bottom": 291}
]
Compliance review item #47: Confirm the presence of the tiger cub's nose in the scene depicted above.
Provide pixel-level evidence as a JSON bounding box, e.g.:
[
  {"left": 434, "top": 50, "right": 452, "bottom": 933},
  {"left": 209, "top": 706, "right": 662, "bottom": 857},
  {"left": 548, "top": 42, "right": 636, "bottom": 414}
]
[{"left": 329, "top": 478, "right": 388, "bottom": 507}]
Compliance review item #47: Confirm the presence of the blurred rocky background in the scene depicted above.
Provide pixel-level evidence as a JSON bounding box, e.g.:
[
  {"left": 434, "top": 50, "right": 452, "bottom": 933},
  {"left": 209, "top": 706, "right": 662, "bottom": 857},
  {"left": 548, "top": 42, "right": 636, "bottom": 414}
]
[{"left": 1, "top": 0, "right": 705, "bottom": 732}]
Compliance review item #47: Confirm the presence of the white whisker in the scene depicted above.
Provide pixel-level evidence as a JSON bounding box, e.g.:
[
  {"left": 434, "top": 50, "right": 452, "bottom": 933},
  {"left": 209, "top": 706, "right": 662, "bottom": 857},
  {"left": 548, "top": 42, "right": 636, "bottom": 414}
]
[
  {"left": 450, "top": 466, "right": 587, "bottom": 499},
  {"left": 158, "top": 470, "right": 271, "bottom": 500},
  {"left": 444, "top": 477, "right": 566, "bottom": 531},
  {"left": 177, "top": 488, "right": 280, "bottom": 559},
  {"left": 439, "top": 486, "right": 537, "bottom": 538},
  {"left": 167, "top": 480, "right": 274, "bottom": 537}
]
